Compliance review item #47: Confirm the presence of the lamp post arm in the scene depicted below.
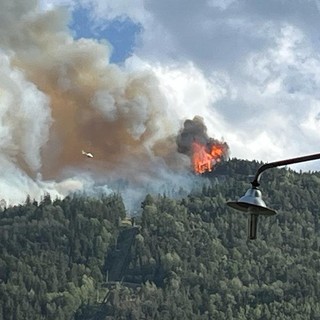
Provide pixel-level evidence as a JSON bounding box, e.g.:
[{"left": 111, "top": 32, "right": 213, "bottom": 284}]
[{"left": 251, "top": 152, "right": 320, "bottom": 188}]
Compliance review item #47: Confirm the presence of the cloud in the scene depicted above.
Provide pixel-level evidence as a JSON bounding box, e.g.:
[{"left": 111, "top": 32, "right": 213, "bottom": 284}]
[
  {"left": 3, "top": 0, "right": 320, "bottom": 207},
  {"left": 131, "top": 0, "right": 320, "bottom": 168}
]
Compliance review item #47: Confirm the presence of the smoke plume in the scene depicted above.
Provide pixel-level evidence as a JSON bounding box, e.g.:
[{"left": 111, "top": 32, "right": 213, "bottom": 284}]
[
  {"left": 177, "top": 116, "right": 228, "bottom": 155},
  {"left": 0, "top": 1, "right": 227, "bottom": 208},
  {"left": 177, "top": 116, "right": 229, "bottom": 173}
]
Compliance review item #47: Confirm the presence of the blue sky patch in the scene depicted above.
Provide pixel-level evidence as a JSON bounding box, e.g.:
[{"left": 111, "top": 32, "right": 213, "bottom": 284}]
[{"left": 70, "top": 6, "right": 142, "bottom": 64}]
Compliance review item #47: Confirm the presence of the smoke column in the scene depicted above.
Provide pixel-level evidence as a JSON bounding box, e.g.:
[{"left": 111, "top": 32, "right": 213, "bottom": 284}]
[
  {"left": 177, "top": 116, "right": 229, "bottom": 155},
  {"left": 176, "top": 116, "right": 229, "bottom": 173},
  {"left": 0, "top": 1, "right": 225, "bottom": 208}
]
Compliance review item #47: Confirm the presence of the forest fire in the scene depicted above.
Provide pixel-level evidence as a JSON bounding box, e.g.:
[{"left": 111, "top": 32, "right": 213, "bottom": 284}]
[
  {"left": 177, "top": 116, "right": 229, "bottom": 174},
  {"left": 192, "top": 141, "right": 225, "bottom": 174}
]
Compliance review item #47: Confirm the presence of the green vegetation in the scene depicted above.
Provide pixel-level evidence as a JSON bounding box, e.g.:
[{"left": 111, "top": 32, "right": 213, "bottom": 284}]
[{"left": 2, "top": 158, "right": 320, "bottom": 319}]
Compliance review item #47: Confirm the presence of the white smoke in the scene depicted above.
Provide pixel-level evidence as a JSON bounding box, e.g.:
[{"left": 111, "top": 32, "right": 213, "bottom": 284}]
[{"left": 0, "top": 0, "right": 204, "bottom": 208}]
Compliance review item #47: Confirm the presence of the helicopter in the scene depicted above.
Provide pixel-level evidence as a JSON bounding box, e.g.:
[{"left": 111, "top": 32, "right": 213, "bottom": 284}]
[{"left": 82, "top": 150, "right": 94, "bottom": 158}]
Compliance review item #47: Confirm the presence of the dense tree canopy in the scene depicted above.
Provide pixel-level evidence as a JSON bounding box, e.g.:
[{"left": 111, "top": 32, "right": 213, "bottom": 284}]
[{"left": 1, "top": 158, "right": 320, "bottom": 319}]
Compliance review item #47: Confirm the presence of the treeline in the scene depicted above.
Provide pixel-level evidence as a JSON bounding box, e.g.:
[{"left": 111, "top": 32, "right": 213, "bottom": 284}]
[
  {"left": 2, "top": 158, "right": 320, "bottom": 319},
  {"left": 0, "top": 193, "right": 125, "bottom": 320}
]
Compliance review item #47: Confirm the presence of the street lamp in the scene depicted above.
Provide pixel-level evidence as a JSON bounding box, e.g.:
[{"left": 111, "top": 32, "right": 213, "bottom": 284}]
[{"left": 227, "top": 152, "right": 320, "bottom": 240}]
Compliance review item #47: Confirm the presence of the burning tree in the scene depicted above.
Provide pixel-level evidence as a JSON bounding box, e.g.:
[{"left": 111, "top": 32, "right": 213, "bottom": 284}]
[{"left": 176, "top": 116, "right": 229, "bottom": 174}]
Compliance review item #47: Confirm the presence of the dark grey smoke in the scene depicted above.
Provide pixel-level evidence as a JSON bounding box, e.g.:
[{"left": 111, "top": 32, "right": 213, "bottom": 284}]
[{"left": 176, "top": 115, "right": 229, "bottom": 160}]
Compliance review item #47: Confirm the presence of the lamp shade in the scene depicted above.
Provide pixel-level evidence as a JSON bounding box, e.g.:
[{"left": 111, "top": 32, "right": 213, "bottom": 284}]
[{"left": 227, "top": 188, "right": 276, "bottom": 216}]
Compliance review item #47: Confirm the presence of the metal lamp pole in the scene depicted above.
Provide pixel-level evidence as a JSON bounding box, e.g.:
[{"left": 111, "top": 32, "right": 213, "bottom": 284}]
[{"left": 227, "top": 152, "right": 320, "bottom": 239}]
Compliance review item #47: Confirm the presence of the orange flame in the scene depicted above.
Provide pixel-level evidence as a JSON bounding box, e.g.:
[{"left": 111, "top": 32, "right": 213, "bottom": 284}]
[{"left": 192, "top": 141, "right": 224, "bottom": 174}]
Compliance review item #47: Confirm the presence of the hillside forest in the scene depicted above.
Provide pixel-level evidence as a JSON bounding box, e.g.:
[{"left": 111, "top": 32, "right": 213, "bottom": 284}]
[{"left": 1, "top": 158, "right": 320, "bottom": 319}]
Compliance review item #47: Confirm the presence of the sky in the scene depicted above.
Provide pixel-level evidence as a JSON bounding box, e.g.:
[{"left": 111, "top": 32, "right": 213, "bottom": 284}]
[
  {"left": 41, "top": 0, "right": 320, "bottom": 167},
  {"left": 1, "top": 0, "right": 320, "bottom": 206}
]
